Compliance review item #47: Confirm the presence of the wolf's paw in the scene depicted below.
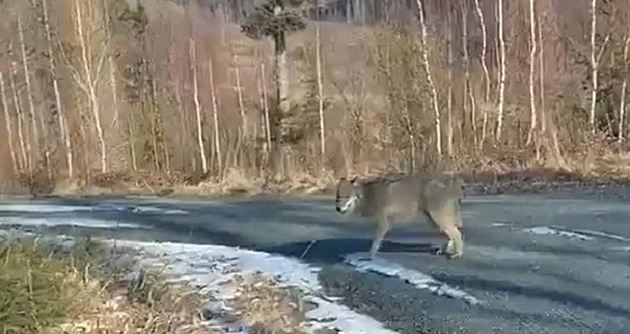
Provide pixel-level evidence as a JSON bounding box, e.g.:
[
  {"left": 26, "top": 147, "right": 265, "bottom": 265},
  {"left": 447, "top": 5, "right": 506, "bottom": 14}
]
[{"left": 447, "top": 252, "right": 463, "bottom": 260}]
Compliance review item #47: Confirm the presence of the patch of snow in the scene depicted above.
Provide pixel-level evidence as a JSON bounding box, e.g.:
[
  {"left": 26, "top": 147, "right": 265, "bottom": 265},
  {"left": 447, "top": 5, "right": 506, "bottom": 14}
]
[
  {"left": 344, "top": 253, "right": 482, "bottom": 305},
  {"left": 571, "top": 229, "right": 630, "bottom": 242},
  {"left": 609, "top": 246, "right": 630, "bottom": 252},
  {"left": 0, "top": 203, "right": 189, "bottom": 215},
  {"left": 524, "top": 226, "right": 594, "bottom": 241},
  {"left": 302, "top": 295, "right": 400, "bottom": 334},
  {"left": 104, "top": 239, "right": 400, "bottom": 334},
  {"left": 130, "top": 206, "right": 189, "bottom": 215},
  {"left": 0, "top": 217, "right": 147, "bottom": 229},
  {"left": 0, "top": 204, "right": 92, "bottom": 213}
]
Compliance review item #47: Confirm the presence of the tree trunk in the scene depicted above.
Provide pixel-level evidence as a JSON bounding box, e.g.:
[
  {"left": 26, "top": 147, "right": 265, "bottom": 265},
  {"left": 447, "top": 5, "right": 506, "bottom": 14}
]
[
  {"left": 526, "top": 0, "right": 538, "bottom": 147},
  {"left": 415, "top": 0, "right": 442, "bottom": 157},
  {"left": 17, "top": 16, "right": 41, "bottom": 167},
  {"left": 74, "top": 0, "right": 107, "bottom": 173},
  {"left": 274, "top": 34, "right": 290, "bottom": 145},
  {"left": 619, "top": 36, "right": 630, "bottom": 142},
  {"left": 261, "top": 63, "right": 272, "bottom": 153},
  {"left": 446, "top": 1, "right": 454, "bottom": 156},
  {"left": 0, "top": 72, "right": 19, "bottom": 173},
  {"left": 189, "top": 38, "right": 208, "bottom": 174},
  {"left": 127, "top": 113, "right": 138, "bottom": 172},
  {"left": 462, "top": 0, "right": 477, "bottom": 148},
  {"left": 538, "top": 10, "right": 547, "bottom": 134},
  {"left": 590, "top": 0, "right": 598, "bottom": 133},
  {"left": 316, "top": 22, "right": 326, "bottom": 169},
  {"left": 42, "top": 0, "right": 73, "bottom": 179},
  {"left": 9, "top": 67, "right": 29, "bottom": 173},
  {"left": 474, "top": 0, "right": 490, "bottom": 149},
  {"left": 233, "top": 54, "right": 247, "bottom": 167},
  {"left": 208, "top": 58, "right": 223, "bottom": 179},
  {"left": 495, "top": 0, "right": 506, "bottom": 142}
]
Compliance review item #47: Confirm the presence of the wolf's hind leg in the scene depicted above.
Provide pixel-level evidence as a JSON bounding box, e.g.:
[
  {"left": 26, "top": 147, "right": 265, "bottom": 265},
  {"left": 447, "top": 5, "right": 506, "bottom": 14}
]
[
  {"left": 370, "top": 215, "right": 391, "bottom": 259},
  {"left": 428, "top": 208, "right": 464, "bottom": 259},
  {"left": 442, "top": 226, "right": 464, "bottom": 259}
]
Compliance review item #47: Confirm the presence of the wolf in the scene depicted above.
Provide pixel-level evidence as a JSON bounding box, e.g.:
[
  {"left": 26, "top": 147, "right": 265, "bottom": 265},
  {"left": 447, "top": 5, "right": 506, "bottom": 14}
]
[{"left": 335, "top": 172, "right": 466, "bottom": 259}]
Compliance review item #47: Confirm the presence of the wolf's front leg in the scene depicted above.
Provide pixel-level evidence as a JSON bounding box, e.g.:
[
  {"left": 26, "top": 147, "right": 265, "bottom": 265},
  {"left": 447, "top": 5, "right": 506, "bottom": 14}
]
[{"left": 370, "top": 215, "right": 391, "bottom": 259}]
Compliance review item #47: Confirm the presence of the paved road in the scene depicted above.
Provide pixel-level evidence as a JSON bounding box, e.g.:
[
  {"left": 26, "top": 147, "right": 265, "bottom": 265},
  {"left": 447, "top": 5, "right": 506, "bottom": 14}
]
[{"left": 1, "top": 190, "right": 629, "bottom": 334}]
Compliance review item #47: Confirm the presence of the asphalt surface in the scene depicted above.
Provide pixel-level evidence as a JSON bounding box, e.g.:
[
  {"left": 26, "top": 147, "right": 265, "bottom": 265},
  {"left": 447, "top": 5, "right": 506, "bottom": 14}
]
[{"left": 1, "top": 189, "right": 630, "bottom": 334}]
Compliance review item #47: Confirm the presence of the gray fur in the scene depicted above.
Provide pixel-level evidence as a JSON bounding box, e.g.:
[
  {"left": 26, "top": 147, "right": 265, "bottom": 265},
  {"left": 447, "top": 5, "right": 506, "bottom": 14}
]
[{"left": 335, "top": 172, "right": 466, "bottom": 259}]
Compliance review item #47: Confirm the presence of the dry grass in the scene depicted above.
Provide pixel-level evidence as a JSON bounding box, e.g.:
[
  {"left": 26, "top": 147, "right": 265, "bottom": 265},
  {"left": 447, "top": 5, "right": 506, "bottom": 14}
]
[
  {"left": 230, "top": 273, "right": 307, "bottom": 334},
  {"left": 0, "top": 234, "right": 214, "bottom": 334}
]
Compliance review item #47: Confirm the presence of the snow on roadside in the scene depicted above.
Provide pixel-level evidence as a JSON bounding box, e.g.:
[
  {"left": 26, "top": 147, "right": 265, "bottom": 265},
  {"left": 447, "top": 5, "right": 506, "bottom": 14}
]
[
  {"left": 523, "top": 226, "right": 594, "bottom": 241},
  {"left": 570, "top": 229, "right": 630, "bottom": 242},
  {"left": 128, "top": 206, "right": 189, "bottom": 215},
  {"left": 104, "top": 239, "right": 401, "bottom": 334},
  {"left": 0, "top": 204, "right": 91, "bottom": 213},
  {"left": 514, "top": 224, "right": 629, "bottom": 244},
  {"left": 0, "top": 217, "right": 147, "bottom": 229},
  {"left": 344, "top": 253, "right": 483, "bottom": 305},
  {"left": 0, "top": 203, "right": 189, "bottom": 215}
]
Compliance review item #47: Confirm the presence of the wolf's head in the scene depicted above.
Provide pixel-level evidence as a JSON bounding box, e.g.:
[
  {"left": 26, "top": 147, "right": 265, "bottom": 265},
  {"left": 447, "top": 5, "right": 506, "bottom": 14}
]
[{"left": 335, "top": 177, "right": 361, "bottom": 215}]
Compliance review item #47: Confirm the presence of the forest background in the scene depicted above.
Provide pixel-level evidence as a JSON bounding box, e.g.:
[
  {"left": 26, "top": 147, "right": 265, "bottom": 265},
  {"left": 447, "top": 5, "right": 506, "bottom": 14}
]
[{"left": 1, "top": 0, "right": 629, "bottom": 196}]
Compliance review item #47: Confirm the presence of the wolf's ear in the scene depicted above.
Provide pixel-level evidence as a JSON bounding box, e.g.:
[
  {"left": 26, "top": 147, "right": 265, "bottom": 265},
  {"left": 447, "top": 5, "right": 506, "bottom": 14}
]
[{"left": 349, "top": 176, "right": 358, "bottom": 184}]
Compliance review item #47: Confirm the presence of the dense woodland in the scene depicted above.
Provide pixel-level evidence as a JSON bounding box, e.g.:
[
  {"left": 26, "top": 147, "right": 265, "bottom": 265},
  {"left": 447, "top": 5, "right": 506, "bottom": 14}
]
[{"left": 0, "top": 0, "right": 629, "bottom": 192}]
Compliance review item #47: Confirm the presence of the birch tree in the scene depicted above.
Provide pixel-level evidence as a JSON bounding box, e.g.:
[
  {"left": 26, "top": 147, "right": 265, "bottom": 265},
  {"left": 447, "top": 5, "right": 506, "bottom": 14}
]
[
  {"left": 589, "top": 0, "right": 610, "bottom": 133},
  {"left": 461, "top": 0, "right": 477, "bottom": 147},
  {"left": 619, "top": 36, "right": 630, "bottom": 142},
  {"left": 415, "top": 0, "right": 442, "bottom": 157},
  {"left": 473, "top": 0, "right": 490, "bottom": 147},
  {"left": 70, "top": 0, "right": 109, "bottom": 173},
  {"left": 189, "top": 38, "right": 208, "bottom": 174},
  {"left": 495, "top": 0, "right": 506, "bottom": 142},
  {"left": 208, "top": 58, "right": 223, "bottom": 177},
  {"left": 315, "top": 20, "right": 326, "bottom": 167},
  {"left": 446, "top": 1, "right": 454, "bottom": 156},
  {"left": 9, "top": 66, "right": 29, "bottom": 172},
  {"left": 17, "top": 16, "right": 40, "bottom": 165},
  {"left": 0, "top": 72, "right": 18, "bottom": 173},
  {"left": 41, "top": 0, "right": 73, "bottom": 179},
  {"left": 526, "top": 0, "right": 538, "bottom": 147}
]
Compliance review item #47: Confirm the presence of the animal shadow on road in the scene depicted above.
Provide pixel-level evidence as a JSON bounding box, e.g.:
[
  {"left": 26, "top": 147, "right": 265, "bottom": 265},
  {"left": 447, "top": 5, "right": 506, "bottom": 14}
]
[{"left": 257, "top": 237, "right": 441, "bottom": 265}]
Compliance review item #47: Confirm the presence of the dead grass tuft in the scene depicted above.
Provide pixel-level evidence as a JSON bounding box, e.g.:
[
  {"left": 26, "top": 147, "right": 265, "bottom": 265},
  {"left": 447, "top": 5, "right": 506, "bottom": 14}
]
[
  {"left": 0, "top": 235, "right": 214, "bottom": 334},
  {"left": 230, "top": 273, "right": 307, "bottom": 334}
]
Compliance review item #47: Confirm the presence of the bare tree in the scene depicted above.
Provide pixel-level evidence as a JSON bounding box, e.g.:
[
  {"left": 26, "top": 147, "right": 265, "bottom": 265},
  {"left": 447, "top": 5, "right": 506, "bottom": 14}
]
[
  {"left": 526, "top": 0, "right": 538, "bottom": 147},
  {"left": 446, "top": 1, "right": 454, "bottom": 156},
  {"left": 127, "top": 112, "right": 138, "bottom": 172},
  {"left": 589, "top": 0, "right": 610, "bottom": 133},
  {"left": 208, "top": 58, "right": 223, "bottom": 178},
  {"left": 261, "top": 63, "right": 272, "bottom": 154},
  {"left": 189, "top": 38, "right": 208, "bottom": 174},
  {"left": 0, "top": 72, "right": 19, "bottom": 173},
  {"left": 233, "top": 54, "right": 247, "bottom": 161},
  {"left": 71, "top": 0, "right": 109, "bottom": 173},
  {"left": 41, "top": 0, "right": 73, "bottom": 179},
  {"left": 495, "top": 0, "right": 506, "bottom": 142},
  {"left": 619, "top": 36, "right": 630, "bottom": 142},
  {"left": 461, "top": 0, "right": 477, "bottom": 147},
  {"left": 316, "top": 20, "right": 326, "bottom": 168},
  {"left": 17, "top": 16, "right": 40, "bottom": 165},
  {"left": 473, "top": 0, "right": 490, "bottom": 147},
  {"left": 415, "top": 0, "right": 442, "bottom": 157},
  {"left": 538, "top": 8, "right": 547, "bottom": 134},
  {"left": 9, "top": 66, "right": 29, "bottom": 172}
]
